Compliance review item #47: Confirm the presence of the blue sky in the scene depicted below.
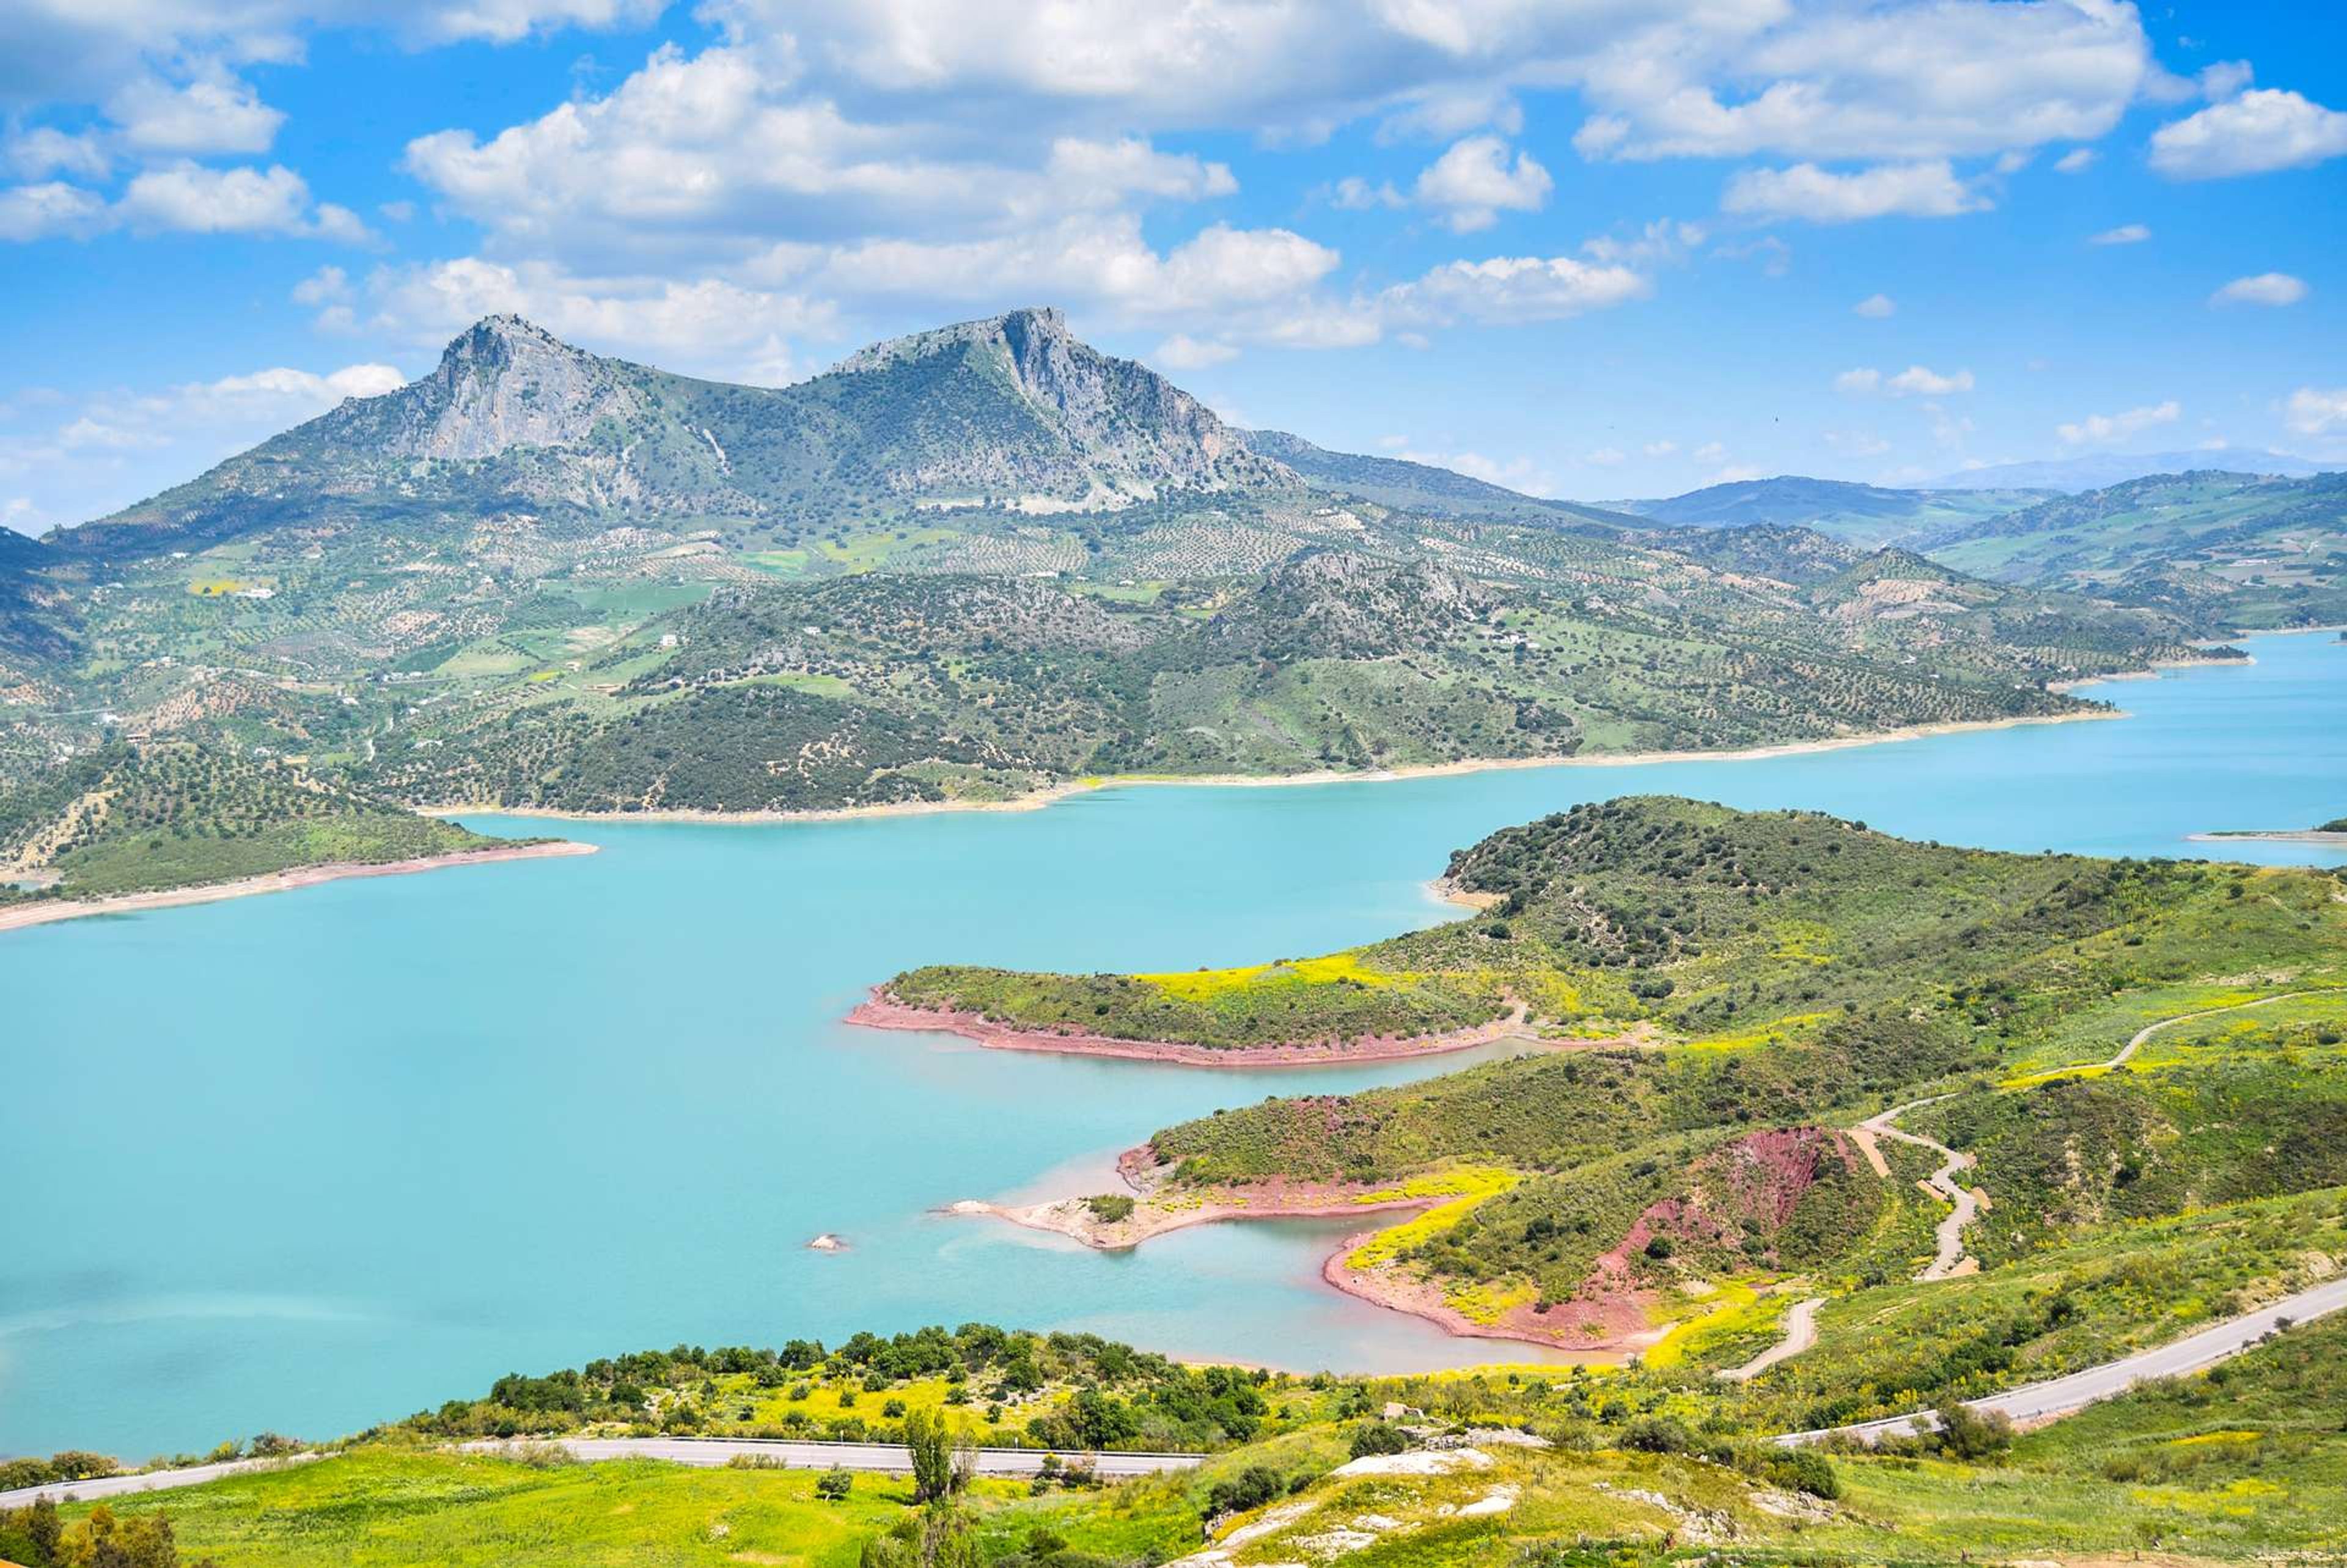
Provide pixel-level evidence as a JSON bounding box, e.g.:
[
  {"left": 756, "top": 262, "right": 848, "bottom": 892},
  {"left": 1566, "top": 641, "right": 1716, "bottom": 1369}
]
[{"left": 2, "top": 0, "right": 2343, "bottom": 533}]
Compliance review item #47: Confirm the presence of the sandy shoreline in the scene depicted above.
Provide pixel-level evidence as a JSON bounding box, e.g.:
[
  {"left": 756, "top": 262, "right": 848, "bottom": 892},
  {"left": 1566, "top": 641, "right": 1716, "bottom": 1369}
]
[
  {"left": 0, "top": 840, "right": 597, "bottom": 936},
  {"left": 419, "top": 707, "right": 2132, "bottom": 829},
  {"left": 847, "top": 989, "right": 1543, "bottom": 1067}
]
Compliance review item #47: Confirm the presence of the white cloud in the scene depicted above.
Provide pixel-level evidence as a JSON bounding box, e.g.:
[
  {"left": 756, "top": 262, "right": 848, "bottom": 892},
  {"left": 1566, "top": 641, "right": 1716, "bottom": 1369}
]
[
  {"left": 1721, "top": 161, "right": 1987, "bottom": 224},
  {"left": 2089, "top": 223, "right": 2150, "bottom": 245},
  {"left": 1330, "top": 176, "right": 1405, "bottom": 210},
  {"left": 353, "top": 257, "right": 832, "bottom": 382},
  {"left": 2211, "top": 273, "right": 2308, "bottom": 308},
  {"left": 1642, "top": 440, "right": 1677, "bottom": 458},
  {"left": 2054, "top": 147, "right": 2098, "bottom": 174},
  {"left": 2284, "top": 387, "right": 2347, "bottom": 438},
  {"left": 6, "top": 126, "right": 107, "bottom": 180},
  {"left": 1152, "top": 334, "right": 1237, "bottom": 371},
  {"left": 1570, "top": 0, "right": 2151, "bottom": 163},
  {"left": 1837, "top": 365, "right": 1972, "bottom": 397},
  {"left": 292, "top": 265, "right": 351, "bottom": 306},
  {"left": 2151, "top": 89, "right": 2347, "bottom": 179},
  {"left": 1853, "top": 292, "right": 1895, "bottom": 318},
  {"left": 115, "top": 162, "right": 362, "bottom": 239},
  {"left": 1376, "top": 253, "right": 1651, "bottom": 328},
  {"left": 2057, "top": 400, "right": 2180, "bottom": 445},
  {"left": 1692, "top": 441, "right": 1728, "bottom": 464},
  {"left": 1583, "top": 446, "right": 1625, "bottom": 466},
  {"left": 1412, "top": 135, "right": 1551, "bottom": 232},
  {"left": 108, "top": 70, "right": 284, "bottom": 156},
  {"left": 1394, "top": 445, "right": 1554, "bottom": 496},
  {"left": 0, "top": 181, "right": 109, "bottom": 241},
  {"left": 2198, "top": 60, "right": 2255, "bottom": 102}
]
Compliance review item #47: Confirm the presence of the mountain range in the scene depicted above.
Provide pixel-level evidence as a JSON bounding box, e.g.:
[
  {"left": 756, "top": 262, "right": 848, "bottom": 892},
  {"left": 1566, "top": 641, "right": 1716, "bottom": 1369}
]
[{"left": 0, "top": 306, "right": 2285, "bottom": 893}]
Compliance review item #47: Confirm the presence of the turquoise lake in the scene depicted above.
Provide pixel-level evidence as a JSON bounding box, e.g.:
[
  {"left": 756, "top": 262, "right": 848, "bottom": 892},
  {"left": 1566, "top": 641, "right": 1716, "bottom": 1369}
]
[{"left": 4, "top": 629, "right": 2343, "bottom": 1457}]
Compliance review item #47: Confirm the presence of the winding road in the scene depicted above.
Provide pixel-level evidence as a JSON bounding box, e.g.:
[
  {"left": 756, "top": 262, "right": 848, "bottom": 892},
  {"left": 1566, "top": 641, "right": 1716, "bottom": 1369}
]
[
  {"left": 0, "top": 1438, "right": 1200, "bottom": 1510},
  {"left": 1776, "top": 1273, "right": 2347, "bottom": 1446}
]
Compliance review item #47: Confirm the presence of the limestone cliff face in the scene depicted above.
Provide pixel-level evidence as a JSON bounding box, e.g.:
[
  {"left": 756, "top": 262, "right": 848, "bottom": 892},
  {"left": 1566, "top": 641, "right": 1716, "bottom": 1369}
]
[
  {"left": 380, "top": 316, "right": 648, "bottom": 461},
  {"left": 833, "top": 306, "right": 1291, "bottom": 500}
]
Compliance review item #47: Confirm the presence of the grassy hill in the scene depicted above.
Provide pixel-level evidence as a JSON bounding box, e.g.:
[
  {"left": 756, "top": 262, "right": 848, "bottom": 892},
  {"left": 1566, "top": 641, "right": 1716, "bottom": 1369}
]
[
  {"left": 1617, "top": 476, "right": 2052, "bottom": 548},
  {"left": 1917, "top": 469, "right": 2347, "bottom": 629},
  {"left": 0, "top": 741, "right": 499, "bottom": 900},
  {"left": 882, "top": 799, "right": 2347, "bottom": 1358}
]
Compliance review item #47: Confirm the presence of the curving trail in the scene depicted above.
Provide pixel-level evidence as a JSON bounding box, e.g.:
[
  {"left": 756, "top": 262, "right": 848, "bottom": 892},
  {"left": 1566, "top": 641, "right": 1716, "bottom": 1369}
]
[
  {"left": 1858, "top": 1094, "right": 1980, "bottom": 1281},
  {"left": 1714, "top": 1296, "right": 1822, "bottom": 1383},
  {"left": 1737, "top": 987, "right": 2347, "bottom": 1382}
]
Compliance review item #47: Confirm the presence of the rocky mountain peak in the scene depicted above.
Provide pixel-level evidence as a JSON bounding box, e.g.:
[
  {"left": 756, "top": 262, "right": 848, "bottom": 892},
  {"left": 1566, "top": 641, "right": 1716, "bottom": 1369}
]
[{"left": 388, "top": 316, "right": 642, "bottom": 461}]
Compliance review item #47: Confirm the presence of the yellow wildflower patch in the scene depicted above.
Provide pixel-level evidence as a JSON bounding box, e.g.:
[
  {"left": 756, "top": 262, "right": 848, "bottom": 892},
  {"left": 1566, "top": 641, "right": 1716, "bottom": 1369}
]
[{"left": 1342, "top": 1167, "right": 1520, "bottom": 1271}]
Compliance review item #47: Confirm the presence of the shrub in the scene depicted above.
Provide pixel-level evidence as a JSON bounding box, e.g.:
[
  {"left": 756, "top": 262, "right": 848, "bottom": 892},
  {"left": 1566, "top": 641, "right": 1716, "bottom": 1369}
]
[
  {"left": 815, "top": 1467, "right": 852, "bottom": 1501},
  {"left": 1347, "top": 1422, "right": 1411, "bottom": 1459}
]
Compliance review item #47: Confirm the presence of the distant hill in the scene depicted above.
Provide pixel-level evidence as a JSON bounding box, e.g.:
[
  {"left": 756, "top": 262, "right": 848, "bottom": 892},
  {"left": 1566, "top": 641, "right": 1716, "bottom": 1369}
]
[
  {"left": 1931, "top": 450, "right": 2323, "bottom": 493},
  {"left": 1916, "top": 468, "right": 2347, "bottom": 629},
  {"left": 53, "top": 308, "right": 1300, "bottom": 560},
  {"left": 1237, "top": 429, "right": 1632, "bottom": 526},
  {"left": 1611, "top": 475, "right": 2054, "bottom": 548}
]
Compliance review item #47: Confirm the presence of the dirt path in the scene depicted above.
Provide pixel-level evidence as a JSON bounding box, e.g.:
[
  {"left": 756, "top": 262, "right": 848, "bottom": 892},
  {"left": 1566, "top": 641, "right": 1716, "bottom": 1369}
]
[
  {"left": 1714, "top": 1296, "right": 1822, "bottom": 1383},
  {"left": 1857, "top": 1094, "right": 1981, "bottom": 1280},
  {"left": 1856, "top": 987, "right": 2344, "bottom": 1284}
]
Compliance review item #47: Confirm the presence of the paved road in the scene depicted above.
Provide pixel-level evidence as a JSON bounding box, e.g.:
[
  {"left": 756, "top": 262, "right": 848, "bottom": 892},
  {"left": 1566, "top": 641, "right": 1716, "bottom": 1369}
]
[
  {"left": 465, "top": 1437, "right": 1207, "bottom": 1478},
  {"left": 1776, "top": 1273, "right": 2347, "bottom": 1446},
  {"left": 0, "top": 1453, "right": 318, "bottom": 1509},
  {"left": 0, "top": 1438, "right": 1200, "bottom": 1511}
]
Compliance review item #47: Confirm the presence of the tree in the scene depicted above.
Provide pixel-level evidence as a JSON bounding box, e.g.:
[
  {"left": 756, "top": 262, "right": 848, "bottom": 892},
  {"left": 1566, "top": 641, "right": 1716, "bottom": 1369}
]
[{"left": 903, "top": 1408, "right": 957, "bottom": 1504}]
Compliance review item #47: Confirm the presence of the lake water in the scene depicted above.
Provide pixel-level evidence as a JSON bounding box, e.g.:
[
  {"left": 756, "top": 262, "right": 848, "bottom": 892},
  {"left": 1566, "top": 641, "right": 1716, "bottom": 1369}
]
[{"left": 4, "top": 631, "right": 2342, "bottom": 1458}]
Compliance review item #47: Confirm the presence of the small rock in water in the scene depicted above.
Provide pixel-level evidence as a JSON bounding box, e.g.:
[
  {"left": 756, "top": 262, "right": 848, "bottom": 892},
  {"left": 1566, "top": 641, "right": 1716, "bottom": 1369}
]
[{"left": 807, "top": 1233, "right": 846, "bottom": 1251}]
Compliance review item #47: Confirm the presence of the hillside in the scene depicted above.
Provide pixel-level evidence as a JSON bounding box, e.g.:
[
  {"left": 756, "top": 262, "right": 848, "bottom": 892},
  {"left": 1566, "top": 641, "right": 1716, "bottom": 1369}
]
[
  {"left": 0, "top": 741, "right": 502, "bottom": 901},
  {"left": 1239, "top": 428, "right": 1629, "bottom": 524},
  {"left": 876, "top": 799, "right": 2347, "bottom": 1360},
  {"left": 1915, "top": 468, "right": 2347, "bottom": 629},
  {"left": 1931, "top": 449, "right": 2323, "bottom": 493},
  {"left": 1616, "top": 476, "right": 2051, "bottom": 548},
  {"left": 362, "top": 543, "right": 2224, "bottom": 814}
]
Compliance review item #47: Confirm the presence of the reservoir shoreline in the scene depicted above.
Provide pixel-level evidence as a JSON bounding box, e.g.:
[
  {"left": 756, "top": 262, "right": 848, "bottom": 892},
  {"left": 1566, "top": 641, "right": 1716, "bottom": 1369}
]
[{"left": 0, "top": 840, "right": 597, "bottom": 936}]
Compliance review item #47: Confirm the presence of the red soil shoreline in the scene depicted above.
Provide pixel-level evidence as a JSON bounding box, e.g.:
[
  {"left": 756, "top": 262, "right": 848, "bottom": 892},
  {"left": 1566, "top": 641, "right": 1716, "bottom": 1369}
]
[{"left": 845, "top": 989, "right": 1538, "bottom": 1067}]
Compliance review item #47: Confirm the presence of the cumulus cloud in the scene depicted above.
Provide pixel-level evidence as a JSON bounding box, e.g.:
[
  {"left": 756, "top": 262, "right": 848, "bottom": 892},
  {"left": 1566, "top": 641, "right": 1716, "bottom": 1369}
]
[
  {"left": 1570, "top": 0, "right": 2151, "bottom": 163},
  {"left": 1375, "top": 253, "right": 1651, "bottom": 328},
  {"left": 1837, "top": 365, "right": 1974, "bottom": 397},
  {"left": 2151, "top": 89, "right": 2347, "bottom": 179},
  {"left": 2054, "top": 147, "right": 2098, "bottom": 173},
  {"left": 1721, "top": 161, "right": 1988, "bottom": 223},
  {"left": 1412, "top": 135, "right": 1551, "bottom": 232},
  {"left": 1152, "top": 334, "right": 1238, "bottom": 371},
  {"left": 2057, "top": 400, "right": 2180, "bottom": 445},
  {"left": 6, "top": 126, "right": 108, "bottom": 180},
  {"left": 0, "top": 162, "right": 378, "bottom": 245},
  {"left": 2089, "top": 223, "right": 2150, "bottom": 245},
  {"left": 0, "top": 181, "right": 109, "bottom": 241},
  {"left": 2284, "top": 387, "right": 2347, "bottom": 438},
  {"left": 345, "top": 256, "right": 833, "bottom": 382},
  {"left": 2211, "top": 273, "right": 2308, "bottom": 307},
  {"left": 108, "top": 69, "right": 285, "bottom": 156},
  {"left": 1329, "top": 176, "right": 1405, "bottom": 210},
  {"left": 1853, "top": 292, "right": 1895, "bottom": 317}
]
